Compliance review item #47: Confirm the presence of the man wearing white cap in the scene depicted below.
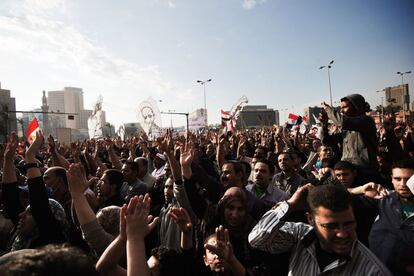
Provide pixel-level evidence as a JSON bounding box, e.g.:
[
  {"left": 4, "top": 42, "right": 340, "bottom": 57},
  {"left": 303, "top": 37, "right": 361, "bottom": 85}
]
[{"left": 152, "top": 153, "right": 166, "bottom": 183}]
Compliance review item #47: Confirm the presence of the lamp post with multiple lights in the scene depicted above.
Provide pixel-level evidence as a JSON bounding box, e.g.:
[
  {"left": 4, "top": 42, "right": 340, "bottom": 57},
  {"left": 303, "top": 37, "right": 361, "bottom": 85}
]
[
  {"left": 319, "top": 60, "right": 334, "bottom": 107},
  {"left": 197, "top": 78, "right": 212, "bottom": 127}
]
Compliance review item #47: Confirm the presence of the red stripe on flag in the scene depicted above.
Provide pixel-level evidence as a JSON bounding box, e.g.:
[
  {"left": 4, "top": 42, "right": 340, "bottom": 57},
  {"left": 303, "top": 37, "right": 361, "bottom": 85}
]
[
  {"left": 26, "top": 118, "right": 39, "bottom": 143},
  {"left": 288, "top": 113, "right": 299, "bottom": 120}
]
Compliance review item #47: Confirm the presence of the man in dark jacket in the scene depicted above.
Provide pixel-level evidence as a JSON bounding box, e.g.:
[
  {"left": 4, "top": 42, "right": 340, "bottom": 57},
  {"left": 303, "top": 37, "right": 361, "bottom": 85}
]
[{"left": 321, "top": 94, "right": 378, "bottom": 183}]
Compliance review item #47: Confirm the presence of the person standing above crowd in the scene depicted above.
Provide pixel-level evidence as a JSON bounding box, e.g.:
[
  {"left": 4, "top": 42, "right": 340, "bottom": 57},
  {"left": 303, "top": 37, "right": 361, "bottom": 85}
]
[{"left": 321, "top": 94, "right": 379, "bottom": 183}]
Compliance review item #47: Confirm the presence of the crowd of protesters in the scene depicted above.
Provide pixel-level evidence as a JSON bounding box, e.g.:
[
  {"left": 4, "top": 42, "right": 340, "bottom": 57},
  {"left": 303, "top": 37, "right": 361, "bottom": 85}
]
[{"left": 0, "top": 93, "right": 413, "bottom": 275}]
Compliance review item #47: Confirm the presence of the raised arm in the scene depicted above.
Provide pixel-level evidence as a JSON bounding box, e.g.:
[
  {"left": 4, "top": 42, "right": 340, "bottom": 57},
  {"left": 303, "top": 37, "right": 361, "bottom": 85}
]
[
  {"left": 96, "top": 204, "right": 127, "bottom": 276},
  {"left": 180, "top": 140, "right": 194, "bottom": 180},
  {"left": 159, "top": 131, "right": 181, "bottom": 181},
  {"left": 67, "top": 163, "right": 114, "bottom": 254},
  {"left": 26, "top": 131, "right": 66, "bottom": 244},
  {"left": 93, "top": 140, "right": 108, "bottom": 173},
  {"left": 169, "top": 207, "right": 193, "bottom": 250},
  {"left": 348, "top": 182, "right": 389, "bottom": 199},
  {"left": 205, "top": 226, "right": 246, "bottom": 276},
  {"left": 67, "top": 163, "right": 96, "bottom": 224},
  {"left": 248, "top": 184, "right": 314, "bottom": 254},
  {"left": 83, "top": 141, "right": 98, "bottom": 176},
  {"left": 106, "top": 139, "right": 123, "bottom": 170},
  {"left": 125, "top": 195, "right": 158, "bottom": 276},
  {"left": 47, "top": 135, "right": 71, "bottom": 170},
  {"left": 216, "top": 133, "right": 226, "bottom": 170},
  {"left": 70, "top": 142, "right": 82, "bottom": 164},
  {"left": 1, "top": 132, "right": 23, "bottom": 225}
]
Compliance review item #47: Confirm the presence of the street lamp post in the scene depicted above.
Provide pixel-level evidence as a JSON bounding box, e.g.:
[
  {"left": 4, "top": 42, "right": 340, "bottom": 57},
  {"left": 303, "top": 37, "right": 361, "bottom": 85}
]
[
  {"left": 319, "top": 60, "right": 334, "bottom": 107},
  {"left": 397, "top": 71, "right": 412, "bottom": 122},
  {"left": 197, "top": 79, "right": 212, "bottom": 127}
]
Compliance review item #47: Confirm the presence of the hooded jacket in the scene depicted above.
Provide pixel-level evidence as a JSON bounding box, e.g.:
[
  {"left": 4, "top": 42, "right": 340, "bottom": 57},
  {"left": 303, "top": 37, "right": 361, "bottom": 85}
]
[{"left": 321, "top": 94, "right": 378, "bottom": 170}]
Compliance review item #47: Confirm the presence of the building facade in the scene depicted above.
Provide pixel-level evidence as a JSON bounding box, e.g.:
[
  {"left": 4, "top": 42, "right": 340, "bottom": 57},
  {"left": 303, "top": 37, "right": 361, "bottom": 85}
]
[
  {"left": 235, "top": 105, "right": 279, "bottom": 128},
  {"left": 0, "top": 84, "right": 17, "bottom": 142},
  {"left": 46, "top": 87, "right": 105, "bottom": 140},
  {"left": 304, "top": 106, "right": 324, "bottom": 125},
  {"left": 385, "top": 84, "right": 409, "bottom": 111}
]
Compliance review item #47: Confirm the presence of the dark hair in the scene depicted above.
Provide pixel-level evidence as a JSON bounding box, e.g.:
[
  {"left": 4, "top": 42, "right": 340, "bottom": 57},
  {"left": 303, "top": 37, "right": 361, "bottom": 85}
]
[
  {"left": 341, "top": 94, "right": 371, "bottom": 114},
  {"left": 256, "top": 145, "right": 268, "bottom": 154},
  {"left": 150, "top": 246, "right": 188, "bottom": 276},
  {"left": 124, "top": 160, "right": 139, "bottom": 175},
  {"left": 392, "top": 159, "right": 414, "bottom": 170},
  {"left": 278, "top": 151, "right": 292, "bottom": 160},
  {"left": 136, "top": 157, "right": 148, "bottom": 167},
  {"left": 223, "top": 160, "right": 244, "bottom": 176},
  {"left": 52, "top": 167, "right": 69, "bottom": 187},
  {"left": 307, "top": 184, "right": 352, "bottom": 214},
  {"left": 239, "top": 160, "right": 252, "bottom": 182},
  {"left": 0, "top": 244, "right": 98, "bottom": 276},
  {"left": 254, "top": 158, "right": 275, "bottom": 175},
  {"left": 104, "top": 169, "right": 124, "bottom": 192},
  {"left": 333, "top": 161, "right": 356, "bottom": 172}
]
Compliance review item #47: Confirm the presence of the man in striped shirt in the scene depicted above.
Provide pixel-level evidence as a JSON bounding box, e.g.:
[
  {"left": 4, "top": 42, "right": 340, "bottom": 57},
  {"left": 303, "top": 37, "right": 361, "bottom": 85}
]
[{"left": 248, "top": 184, "right": 391, "bottom": 275}]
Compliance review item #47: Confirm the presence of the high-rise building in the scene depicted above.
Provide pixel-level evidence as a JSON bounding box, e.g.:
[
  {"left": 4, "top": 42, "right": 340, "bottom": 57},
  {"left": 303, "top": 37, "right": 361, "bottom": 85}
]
[
  {"left": 0, "top": 83, "right": 17, "bottom": 142},
  {"left": 46, "top": 87, "right": 105, "bottom": 139},
  {"left": 47, "top": 90, "right": 66, "bottom": 130},
  {"left": 384, "top": 84, "right": 409, "bottom": 111},
  {"left": 79, "top": 109, "right": 93, "bottom": 129},
  {"left": 235, "top": 105, "right": 279, "bottom": 128},
  {"left": 48, "top": 87, "right": 84, "bottom": 129}
]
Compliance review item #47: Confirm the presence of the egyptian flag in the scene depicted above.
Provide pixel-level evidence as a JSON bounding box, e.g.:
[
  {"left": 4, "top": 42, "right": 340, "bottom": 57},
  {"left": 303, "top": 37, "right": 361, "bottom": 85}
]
[
  {"left": 221, "top": 110, "right": 231, "bottom": 127},
  {"left": 26, "top": 118, "right": 40, "bottom": 143},
  {"left": 287, "top": 113, "right": 299, "bottom": 125}
]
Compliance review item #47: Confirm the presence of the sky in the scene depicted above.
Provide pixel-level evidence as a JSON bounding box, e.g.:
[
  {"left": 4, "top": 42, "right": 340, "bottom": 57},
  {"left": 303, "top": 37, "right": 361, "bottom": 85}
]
[{"left": 0, "top": 0, "right": 413, "bottom": 129}]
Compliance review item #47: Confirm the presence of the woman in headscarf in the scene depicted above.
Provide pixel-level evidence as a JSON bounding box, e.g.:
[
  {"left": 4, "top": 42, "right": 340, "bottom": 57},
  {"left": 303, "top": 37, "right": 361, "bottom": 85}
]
[
  {"left": 10, "top": 198, "right": 69, "bottom": 251},
  {"left": 202, "top": 187, "right": 257, "bottom": 269}
]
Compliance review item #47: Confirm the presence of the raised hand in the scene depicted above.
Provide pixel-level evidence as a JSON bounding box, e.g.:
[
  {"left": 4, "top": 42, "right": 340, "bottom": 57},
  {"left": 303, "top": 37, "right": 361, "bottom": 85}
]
[
  {"left": 125, "top": 194, "right": 158, "bottom": 240},
  {"left": 67, "top": 163, "right": 90, "bottom": 196},
  {"left": 156, "top": 136, "right": 168, "bottom": 154},
  {"left": 361, "top": 182, "right": 389, "bottom": 199},
  {"left": 119, "top": 204, "right": 127, "bottom": 241},
  {"left": 4, "top": 132, "right": 18, "bottom": 160},
  {"left": 204, "top": 225, "right": 233, "bottom": 269},
  {"left": 169, "top": 207, "right": 192, "bottom": 233},
  {"left": 180, "top": 140, "right": 194, "bottom": 167},
  {"left": 287, "top": 183, "right": 314, "bottom": 210},
  {"left": 26, "top": 130, "right": 44, "bottom": 160},
  {"left": 104, "top": 138, "right": 114, "bottom": 152},
  {"left": 70, "top": 142, "right": 81, "bottom": 156},
  {"left": 311, "top": 167, "right": 332, "bottom": 180},
  {"left": 47, "top": 134, "right": 56, "bottom": 152}
]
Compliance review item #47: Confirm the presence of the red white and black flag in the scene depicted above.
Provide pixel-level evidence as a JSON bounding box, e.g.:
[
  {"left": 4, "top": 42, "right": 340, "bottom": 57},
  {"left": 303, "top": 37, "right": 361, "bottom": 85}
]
[
  {"left": 221, "top": 110, "right": 231, "bottom": 126},
  {"left": 26, "top": 117, "right": 40, "bottom": 143}
]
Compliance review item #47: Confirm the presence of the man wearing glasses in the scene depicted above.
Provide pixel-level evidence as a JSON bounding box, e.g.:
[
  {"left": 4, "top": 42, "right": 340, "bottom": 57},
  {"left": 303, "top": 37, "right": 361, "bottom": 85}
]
[{"left": 248, "top": 184, "right": 391, "bottom": 275}]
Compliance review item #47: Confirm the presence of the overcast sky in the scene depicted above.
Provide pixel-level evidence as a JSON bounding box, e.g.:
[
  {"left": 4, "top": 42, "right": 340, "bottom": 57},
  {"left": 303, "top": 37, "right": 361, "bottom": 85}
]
[{"left": 0, "top": 0, "right": 413, "bottom": 128}]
